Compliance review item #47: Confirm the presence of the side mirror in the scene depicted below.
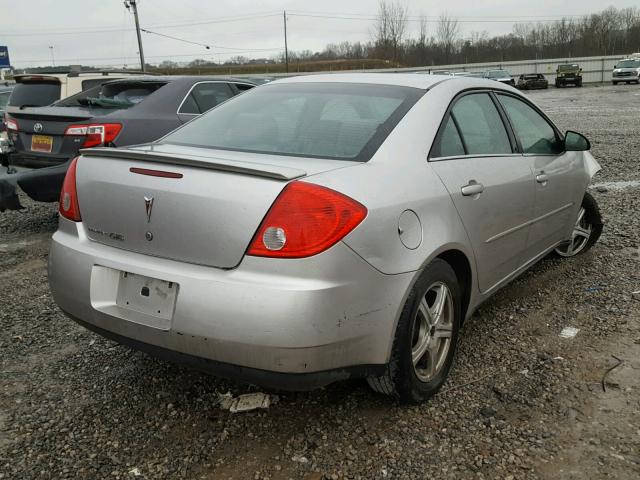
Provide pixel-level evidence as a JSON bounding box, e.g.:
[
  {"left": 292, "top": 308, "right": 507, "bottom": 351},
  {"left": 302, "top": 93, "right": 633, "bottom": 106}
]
[{"left": 564, "top": 130, "right": 590, "bottom": 151}]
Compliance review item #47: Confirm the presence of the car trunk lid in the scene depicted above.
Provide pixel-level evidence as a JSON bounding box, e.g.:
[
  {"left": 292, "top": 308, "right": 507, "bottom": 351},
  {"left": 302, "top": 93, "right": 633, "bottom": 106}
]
[
  {"left": 6, "top": 106, "right": 115, "bottom": 162},
  {"left": 75, "top": 146, "right": 357, "bottom": 269}
]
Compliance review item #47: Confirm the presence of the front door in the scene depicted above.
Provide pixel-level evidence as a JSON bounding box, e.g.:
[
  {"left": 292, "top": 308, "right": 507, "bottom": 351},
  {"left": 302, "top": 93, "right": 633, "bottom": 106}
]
[
  {"left": 495, "top": 93, "right": 585, "bottom": 263},
  {"left": 429, "top": 92, "right": 535, "bottom": 293}
]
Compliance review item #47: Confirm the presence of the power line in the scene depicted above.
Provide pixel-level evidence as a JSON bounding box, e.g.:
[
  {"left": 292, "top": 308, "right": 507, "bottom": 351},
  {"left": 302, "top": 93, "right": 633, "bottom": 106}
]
[
  {"left": 2, "top": 12, "right": 281, "bottom": 36},
  {"left": 141, "top": 29, "right": 211, "bottom": 49}
]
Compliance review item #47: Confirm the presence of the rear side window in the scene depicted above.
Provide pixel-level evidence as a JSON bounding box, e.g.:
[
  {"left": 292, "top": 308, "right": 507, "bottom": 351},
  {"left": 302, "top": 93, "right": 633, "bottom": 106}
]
[
  {"left": 179, "top": 83, "right": 234, "bottom": 114},
  {"left": 450, "top": 93, "right": 512, "bottom": 155},
  {"left": 8, "top": 82, "right": 61, "bottom": 107},
  {"left": 431, "top": 116, "right": 465, "bottom": 158},
  {"left": 497, "top": 94, "right": 562, "bottom": 154}
]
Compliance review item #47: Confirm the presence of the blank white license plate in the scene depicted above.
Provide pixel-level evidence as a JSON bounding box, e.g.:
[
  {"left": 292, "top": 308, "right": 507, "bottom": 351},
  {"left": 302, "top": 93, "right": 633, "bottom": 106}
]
[{"left": 116, "top": 271, "right": 177, "bottom": 319}]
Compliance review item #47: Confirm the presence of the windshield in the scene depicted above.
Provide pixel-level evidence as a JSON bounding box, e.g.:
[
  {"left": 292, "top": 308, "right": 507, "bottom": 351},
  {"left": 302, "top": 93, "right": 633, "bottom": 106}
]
[
  {"left": 558, "top": 64, "right": 578, "bottom": 72},
  {"left": 8, "top": 81, "right": 61, "bottom": 107},
  {"left": 160, "top": 82, "right": 424, "bottom": 162},
  {"left": 616, "top": 60, "right": 640, "bottom": 68},
  {"left": 487, "top": 70, "right": 510, "bottom": 78}
]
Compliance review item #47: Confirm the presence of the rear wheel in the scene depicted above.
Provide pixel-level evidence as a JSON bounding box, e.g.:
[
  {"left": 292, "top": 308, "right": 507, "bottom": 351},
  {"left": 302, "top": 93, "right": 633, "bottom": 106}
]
[
  {"left": 613, "top": 81, "right": 618, "bottom": 85},
  {"left": 554, "top": 192, "right": 602, "bottom": 257},
  {"left": 367, "top": 259, "right": 461, "bottom": 404}
]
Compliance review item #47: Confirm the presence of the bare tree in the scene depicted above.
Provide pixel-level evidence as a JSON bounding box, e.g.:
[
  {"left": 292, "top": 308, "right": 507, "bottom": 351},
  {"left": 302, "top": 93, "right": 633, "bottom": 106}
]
[
  {"left": 418, "top": 14, "right": 428, "bottom": 46},
  {"left": 372, "top": 1, "right": 408, "bottom": 63},
  {"left": 436, "top": 12, "right": 460, "bottom": 63}
]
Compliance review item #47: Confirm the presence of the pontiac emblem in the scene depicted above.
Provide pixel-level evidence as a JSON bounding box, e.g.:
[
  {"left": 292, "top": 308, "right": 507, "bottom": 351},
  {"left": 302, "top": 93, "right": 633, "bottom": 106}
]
[
  {"left": 144, "top": 196, "right": 154, "bottom": 223},
  {"left": 33, "top": 122, "right": 44, "bottom": 133}
]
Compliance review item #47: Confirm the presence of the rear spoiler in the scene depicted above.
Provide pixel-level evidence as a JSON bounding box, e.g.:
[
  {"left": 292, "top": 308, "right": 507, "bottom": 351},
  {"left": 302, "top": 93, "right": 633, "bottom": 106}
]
[{"left": 79, "top": 147, "right": 306, "bottom": 181}]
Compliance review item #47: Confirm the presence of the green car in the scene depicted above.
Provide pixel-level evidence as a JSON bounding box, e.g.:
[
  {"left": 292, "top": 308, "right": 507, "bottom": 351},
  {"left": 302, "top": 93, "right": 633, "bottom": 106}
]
[{"left": 555, "top": 64, "right": 583, "bottom": 87}]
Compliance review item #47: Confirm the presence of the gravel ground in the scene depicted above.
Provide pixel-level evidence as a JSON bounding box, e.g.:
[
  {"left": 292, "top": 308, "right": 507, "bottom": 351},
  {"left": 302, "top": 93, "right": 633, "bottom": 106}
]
[{"left": 1, "top": 84, "right": 639, "bottom": 480}]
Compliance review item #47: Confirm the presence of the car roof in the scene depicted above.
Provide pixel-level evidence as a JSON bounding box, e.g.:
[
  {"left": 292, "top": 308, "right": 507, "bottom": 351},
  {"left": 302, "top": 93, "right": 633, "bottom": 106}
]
[
  {"left": 271, "top": 72, "right": 512, "bottom": 90},
  {"left": 99, "top": 75, "right": 257, "bottom": 86}
]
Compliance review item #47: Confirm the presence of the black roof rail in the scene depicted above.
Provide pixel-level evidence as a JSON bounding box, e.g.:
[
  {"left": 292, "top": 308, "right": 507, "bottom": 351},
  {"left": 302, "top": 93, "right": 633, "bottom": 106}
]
[{"left": 21, "top": 67, "right": 154, "bottom": 76}]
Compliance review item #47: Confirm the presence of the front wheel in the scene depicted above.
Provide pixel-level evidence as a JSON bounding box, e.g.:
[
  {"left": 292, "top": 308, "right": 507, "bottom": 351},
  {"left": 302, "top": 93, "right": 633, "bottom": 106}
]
[
  {"left": 554, "top": 192, "right": 602, "bottom": 257},
  {"left": 367, "top": 259, "right": 461, "bottom": 404}
]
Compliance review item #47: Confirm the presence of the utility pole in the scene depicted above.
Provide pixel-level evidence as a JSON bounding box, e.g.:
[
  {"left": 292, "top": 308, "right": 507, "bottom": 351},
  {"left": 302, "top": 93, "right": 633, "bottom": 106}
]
[
  {"left": 125, "top": 0, "right": 146, "bottom": 71},
  {"left": 283, "top": 10, "right": 289, "bottom": 73},
  {"left": 48, "top": 46, "right": 55, "bottom": 66}
]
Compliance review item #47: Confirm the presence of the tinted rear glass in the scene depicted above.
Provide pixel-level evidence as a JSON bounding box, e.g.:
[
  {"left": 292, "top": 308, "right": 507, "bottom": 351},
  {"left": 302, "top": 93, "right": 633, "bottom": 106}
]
[
  {"left": 161, "top": 82, "right": 424, "bottom": 161},
  {"left": 8, "top": 82, "right": 61, "bottom": 107},
  {"left": 558, "top": 64, "right": 578, "bottom": 71},
  {"left": 73, "top": 81, "right": 166, "bottom": 109},
  {"left": 0, "top": 91, "right": 10, "bottom": 109}
]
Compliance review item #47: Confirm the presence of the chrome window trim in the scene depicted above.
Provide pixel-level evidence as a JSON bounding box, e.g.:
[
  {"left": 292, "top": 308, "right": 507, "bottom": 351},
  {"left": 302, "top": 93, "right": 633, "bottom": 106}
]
[{"left": 429, "top": 153, "right": 523, "bottom": 162}]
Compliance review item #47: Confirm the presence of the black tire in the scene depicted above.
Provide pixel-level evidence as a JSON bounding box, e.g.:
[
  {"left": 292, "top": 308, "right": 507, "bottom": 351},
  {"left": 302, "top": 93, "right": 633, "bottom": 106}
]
[
  {"left": 367, "top": 258, "right": 462, "bottom": 404},
  {"left": 554, "top": 192, "right": 603, "bottom": 257},
  {"left": 613, "top": 81, "right": 618, "bottom": 85}
]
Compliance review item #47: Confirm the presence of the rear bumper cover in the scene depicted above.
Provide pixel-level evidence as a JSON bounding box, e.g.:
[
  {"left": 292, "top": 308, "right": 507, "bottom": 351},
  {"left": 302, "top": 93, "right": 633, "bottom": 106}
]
[
  {"left": 49, "top": 218, "right": 413, "bottom": 386},
  {"left": 68, "top": 314, "right": 385, "bottom": 390}
]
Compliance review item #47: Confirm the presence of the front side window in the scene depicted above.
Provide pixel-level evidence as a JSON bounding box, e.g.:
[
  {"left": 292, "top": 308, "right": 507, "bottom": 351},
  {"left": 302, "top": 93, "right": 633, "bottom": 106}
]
[
  {"left": 450, "top": 93, "right": 512, "bottom": 155},
  {"left": 497, "top": 94, "right": 562, "bottom": 155},
  {"left": 162, "top": 82, "right": 423, "bottom": 161}
]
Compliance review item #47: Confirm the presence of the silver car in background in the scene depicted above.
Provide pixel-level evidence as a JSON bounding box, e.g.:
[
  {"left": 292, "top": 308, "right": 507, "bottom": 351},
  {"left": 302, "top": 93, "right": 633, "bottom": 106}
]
[{"left": 49, "top": 74, "right": 602, "bottom": 403}]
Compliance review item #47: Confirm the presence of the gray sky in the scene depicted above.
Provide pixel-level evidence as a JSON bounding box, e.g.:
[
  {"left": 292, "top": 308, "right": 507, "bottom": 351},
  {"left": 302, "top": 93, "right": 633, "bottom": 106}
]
[{"left": 3, "top": 0, "right": 638, "bottom": 68}]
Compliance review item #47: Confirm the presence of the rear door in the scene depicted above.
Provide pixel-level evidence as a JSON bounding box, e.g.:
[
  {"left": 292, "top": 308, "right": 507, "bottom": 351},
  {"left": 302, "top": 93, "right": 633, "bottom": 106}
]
[
  {"left": 177, "top": 82, "right": 236, "bottom": 123},
  {"left": 429, "top": 91, "right": 535, "bottom": 293},
  {"left": 495, "top": 93, "right": 585, "bottom": 261}
]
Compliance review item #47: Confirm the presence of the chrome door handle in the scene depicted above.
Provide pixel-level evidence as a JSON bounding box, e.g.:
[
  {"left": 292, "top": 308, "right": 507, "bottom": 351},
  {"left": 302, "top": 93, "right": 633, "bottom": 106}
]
[
  {"left": 461, "top": 181, "right": 485, "bottom": 196},
  {"left": 536, "top": 173, "right": 549, "bottom": 184}
]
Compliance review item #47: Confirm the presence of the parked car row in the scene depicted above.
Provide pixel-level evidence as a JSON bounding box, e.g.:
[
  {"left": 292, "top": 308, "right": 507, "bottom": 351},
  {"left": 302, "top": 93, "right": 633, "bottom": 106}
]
[
  {"left": 2, "top": 74, "right": 257, "bottom": 204},
  {"left": 9, "top": 71, "right": 597, "bottom": 402}
]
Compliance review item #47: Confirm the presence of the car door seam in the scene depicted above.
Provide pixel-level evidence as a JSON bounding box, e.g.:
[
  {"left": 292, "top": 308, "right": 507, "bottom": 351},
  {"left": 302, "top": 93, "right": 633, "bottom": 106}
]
[{"left": 485, "top": 202, "right": 574, "bottom": 244}]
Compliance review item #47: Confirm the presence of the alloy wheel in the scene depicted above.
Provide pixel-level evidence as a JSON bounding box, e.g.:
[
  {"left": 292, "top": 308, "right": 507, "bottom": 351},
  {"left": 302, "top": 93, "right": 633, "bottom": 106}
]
[
  {"left": 555, "top": 207, "right": 592, "bottom": 257},
  {"left": 411, "top": 282, "right": 454, "bottom": 382}
]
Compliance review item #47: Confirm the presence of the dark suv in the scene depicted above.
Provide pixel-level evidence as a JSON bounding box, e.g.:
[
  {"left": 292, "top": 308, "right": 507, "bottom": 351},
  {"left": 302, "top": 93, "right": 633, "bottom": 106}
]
[{"left": 555, "top": 64, "right": 582, "bottom": 87}]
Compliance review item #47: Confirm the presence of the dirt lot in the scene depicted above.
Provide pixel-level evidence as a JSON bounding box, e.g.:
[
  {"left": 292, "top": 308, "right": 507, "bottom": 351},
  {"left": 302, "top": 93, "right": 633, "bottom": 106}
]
[{"left": 1, "top": 84, "right": 639, "bottom": 480}]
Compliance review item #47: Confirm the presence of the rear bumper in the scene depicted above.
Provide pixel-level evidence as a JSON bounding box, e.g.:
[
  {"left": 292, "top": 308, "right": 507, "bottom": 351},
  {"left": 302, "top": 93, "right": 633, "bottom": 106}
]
[
  {"left": 16, "top": 161, "right": 68, "bottom": 202},
  {"left": 49, "top": 218, "right": 413, "bottom": 385},
  {"left": 9, "top": 151, "right": 71, "bottom": 168}
]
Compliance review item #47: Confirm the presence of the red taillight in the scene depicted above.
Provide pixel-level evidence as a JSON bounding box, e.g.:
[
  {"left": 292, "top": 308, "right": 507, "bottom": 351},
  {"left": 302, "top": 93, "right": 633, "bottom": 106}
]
[
  {"left": 64, "top": 123, "right": 122, "bottom": 148},
  {"left": 59, "top": 157, "right": 81, "bottom": 222},
  {"left": 247, "top": 182, "right": 367, "bottom": 258},
  {"left": 5, "top": 117, "right": 18, "bottom": 131}
]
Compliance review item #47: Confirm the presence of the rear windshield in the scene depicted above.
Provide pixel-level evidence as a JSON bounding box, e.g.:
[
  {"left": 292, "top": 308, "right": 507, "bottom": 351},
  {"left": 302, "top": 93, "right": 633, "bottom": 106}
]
[
  {"left": 523, "top": 74, "right": 540, "bottom": 79},
  {"left": 58, "top": 81, "right": 165, "bottom": 109},
  {"left": 487, "top": 70, "right": 510, "bottom": 78},
  {"left": 558, "top": 64, "right": 578, "bottom": 71},
  {"left": 160, "top": 82, "right": 424, "bottom": 161},
  {"left": 8, "top": 81, "right": 61, "bottom": 107},
  {"left": 616, "top": 59, "right": 640, "bottom": 68}
]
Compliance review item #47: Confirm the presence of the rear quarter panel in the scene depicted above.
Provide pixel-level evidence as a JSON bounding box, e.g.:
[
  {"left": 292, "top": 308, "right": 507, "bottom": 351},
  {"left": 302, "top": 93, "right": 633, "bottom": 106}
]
[{"left": 306, "top": 82, "right": 476, "bottom": 278}]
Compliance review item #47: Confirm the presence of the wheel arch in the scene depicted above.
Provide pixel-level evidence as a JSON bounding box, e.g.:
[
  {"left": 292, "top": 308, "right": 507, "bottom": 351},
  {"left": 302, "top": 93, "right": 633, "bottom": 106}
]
[{"left": 436, "top": 249, "right": 473, "bottom": 322}]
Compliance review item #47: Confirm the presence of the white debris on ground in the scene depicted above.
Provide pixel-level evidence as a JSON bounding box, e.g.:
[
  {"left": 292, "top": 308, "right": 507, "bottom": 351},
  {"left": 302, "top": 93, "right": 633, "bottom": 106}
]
[
  {"left": 217, "top": 392, "right": 275, "bottom": 413},
  {"left": 559, "top": 326, "right": 580, "bottom": 338}
]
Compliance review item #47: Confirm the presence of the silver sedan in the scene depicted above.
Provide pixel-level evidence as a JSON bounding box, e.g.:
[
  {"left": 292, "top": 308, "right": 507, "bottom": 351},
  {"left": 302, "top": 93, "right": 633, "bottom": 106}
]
[{"left": 49, "top": 74, "right": 603, "bottom": 403}]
